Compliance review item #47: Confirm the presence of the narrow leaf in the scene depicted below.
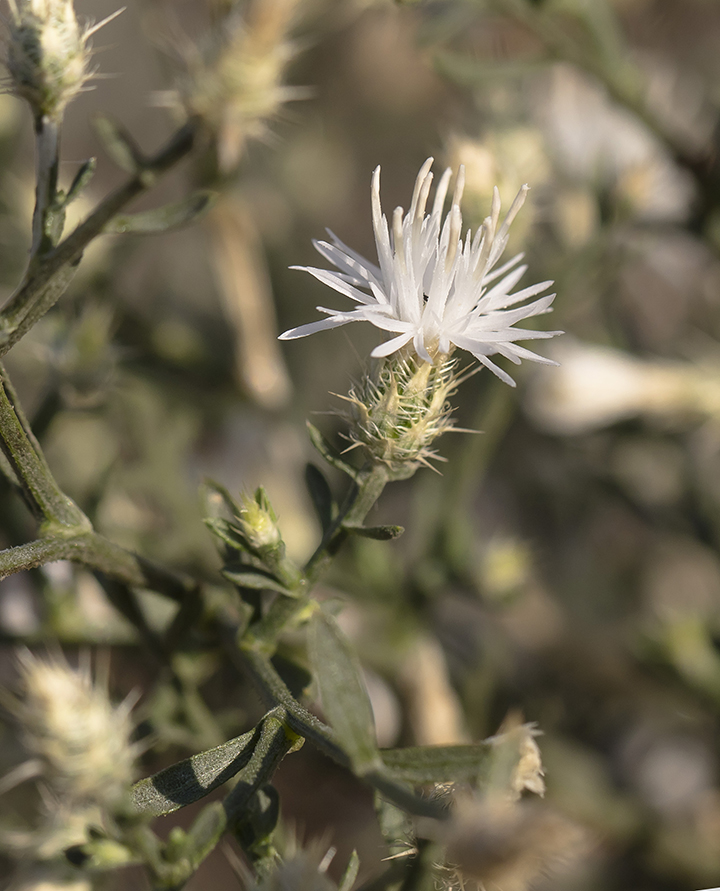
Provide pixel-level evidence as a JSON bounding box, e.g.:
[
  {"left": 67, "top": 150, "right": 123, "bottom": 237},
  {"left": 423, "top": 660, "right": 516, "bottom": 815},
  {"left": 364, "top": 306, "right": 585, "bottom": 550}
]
[
  {"left": 222, "top": 567, "right": 293, "bottom": 595},
  {"left": 344, "top": 524, "right": 404, "bottom": 541},
  {"left": 203, "top": 516, "right": 247, "bottom": 551},
  {"left": 203, "top": 478, "right": 243, "bottom": 518},
  {"left": 307, "top": 422, "right": 359, "bottom": 481},
  {"left": 65, "top": 158, "right": 97, "bottom": 205},
  {"left": 132, "top": 728, "right": 257, "bottom": 817},
  {"left": 380, "top": 744, "right": 493, "bottom": 785},
  {"left": 305, "top": 463, "right": 334, "bottom": 532},
  {"left": 308, "top": 610, "right": 380, "bottom": 774},
  {"left": 338, "top": 850, "right": 360, "bottom": 891},
  {"left": 104, "top": 192, "right": 214, "bottom": 235},
  {"left": 93, "top": 115, "right": 144, "bottom": 173}
]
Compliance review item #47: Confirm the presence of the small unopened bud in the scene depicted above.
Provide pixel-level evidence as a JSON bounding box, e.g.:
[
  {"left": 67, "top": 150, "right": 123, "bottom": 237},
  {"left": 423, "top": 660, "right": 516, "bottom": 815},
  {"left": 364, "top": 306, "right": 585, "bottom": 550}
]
[
  {"left": 6, "top": 0, "right": 120, "bottom": 119},
  {"left": 342, "top": 354, "right": 461, "bottom": 479},
  {"left": 237, "top": 487, "right": 283, "bottom": 554}
]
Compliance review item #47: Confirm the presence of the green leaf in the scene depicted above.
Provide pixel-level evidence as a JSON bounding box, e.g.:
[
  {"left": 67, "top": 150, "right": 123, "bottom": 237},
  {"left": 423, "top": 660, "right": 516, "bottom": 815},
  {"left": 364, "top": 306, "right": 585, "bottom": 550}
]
[
  {"left": 105, "top": 191, "right": 215, "bottom": 235},
  {"left": 222, "top": 567, "right": 293, "bottom": 596},
  {"left": 308, "top": 610, "right": 381, "bottom": 774},
  {"left": 203, "top": 478, "right": 244, "bottom": 518},
  {"left": 65, "top": 158, "right": 97, "bottom": 205},
  {"left": 305, "top": 463, "right": 334, "bottom": 532},
  {"left": 344, "top": 524, "right": 404, "bottom": 541},
  {"left": 204, "top": 516, "right": 247, "bottom": 551},
  {"left": 338, "top": 850, "right": 360, "bottom": 891},
  {"left": 307, "top": 422, "right": 359, "bottom": 481},
  {"left": 131, "top": 728, "right": 257, "bottom": 817},
  {"left": 380, "top": 744, "right": 493, "bottom": 785},
  {"left": 93, "top": 114, "right": 144, "bottom": 173}
]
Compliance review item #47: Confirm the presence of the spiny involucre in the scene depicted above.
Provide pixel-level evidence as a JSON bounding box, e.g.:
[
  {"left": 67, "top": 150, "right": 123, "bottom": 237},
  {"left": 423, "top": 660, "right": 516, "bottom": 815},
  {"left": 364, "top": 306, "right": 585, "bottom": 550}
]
[{"left": 281, "top": 157, "right": 562, "bottom": 387}]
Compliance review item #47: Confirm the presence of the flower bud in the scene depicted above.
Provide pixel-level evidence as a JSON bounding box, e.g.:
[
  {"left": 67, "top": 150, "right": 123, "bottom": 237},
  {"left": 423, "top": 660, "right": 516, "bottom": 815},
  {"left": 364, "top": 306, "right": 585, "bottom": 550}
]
[
  {"left": 237, "top": 487, "right": 283, "bottom": 554},
  {"left": 6, "top": 0, "right": 91, "bottom": 118}
]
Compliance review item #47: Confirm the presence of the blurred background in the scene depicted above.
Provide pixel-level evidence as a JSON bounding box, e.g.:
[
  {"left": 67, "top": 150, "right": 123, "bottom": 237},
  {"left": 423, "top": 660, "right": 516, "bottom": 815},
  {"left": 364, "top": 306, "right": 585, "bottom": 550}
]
[{"left": 3, "top": 0, "right": 720, "bottom": 888}]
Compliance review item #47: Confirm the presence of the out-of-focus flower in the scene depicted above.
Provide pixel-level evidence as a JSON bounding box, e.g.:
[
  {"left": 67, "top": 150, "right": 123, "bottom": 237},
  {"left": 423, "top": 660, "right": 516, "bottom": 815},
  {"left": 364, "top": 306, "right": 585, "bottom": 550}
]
[
  {"left": 5, "top": 0, "right": 121, "bottom": 119},
  {"left": 0, "top": 652, "right": 138, "bottom": 863},
  {"left": 526, "top": 338, "right": 720, "bottom": 435},
  {"left": 417, "top": 717, "right": 589, "bottom": 891},
  {"left": 10, "top": 651, "right": 137, "bottom": 806},
  {"left": 281, "top": 158, "right": 560, "bottom": 386},
  {"left": 436, "top": 796, "right": 589, "bottom": 891},
  {"left": 538, "top": 64, "right": 694, "bottom": 223},
  {"left": 446, "top": 129, "right": 550, "bottom": 242},
  {"left": 168, "top": 0, "right": 303, "bottom": 172}
]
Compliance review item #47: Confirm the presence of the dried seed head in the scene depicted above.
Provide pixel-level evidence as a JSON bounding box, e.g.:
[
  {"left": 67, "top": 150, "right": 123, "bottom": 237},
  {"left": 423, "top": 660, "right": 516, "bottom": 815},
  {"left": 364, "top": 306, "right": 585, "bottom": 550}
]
[
  {"left": 5, "top": 0, "right": 118, "bottom": 119},
  {"left": 175, "top": 0, "right": 303, "bottom": 171},
  {"left": 440, "top": 797, "right": 589, "bottom": 891},
  {"left": 8, "top": 652, "right": 137, "bottom": 810},
  {"left": 341, "top": 353, "right": 463, "bottom": 479}
]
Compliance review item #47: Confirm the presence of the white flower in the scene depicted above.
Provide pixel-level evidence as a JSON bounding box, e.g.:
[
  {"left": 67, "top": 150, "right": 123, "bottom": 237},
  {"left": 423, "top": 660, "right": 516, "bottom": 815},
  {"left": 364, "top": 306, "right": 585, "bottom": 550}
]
[{"left": 280, "top": 157, "right": 561, "bottom": 386}]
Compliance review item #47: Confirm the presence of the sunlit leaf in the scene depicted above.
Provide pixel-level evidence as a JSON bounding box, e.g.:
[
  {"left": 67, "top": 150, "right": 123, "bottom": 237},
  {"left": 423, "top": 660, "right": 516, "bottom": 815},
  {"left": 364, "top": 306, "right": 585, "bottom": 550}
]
[
  {"left": 132, "top": 728, "right": 257, "bottom": 817},
  {"left": 222, "top": 567, "right": 294, "bottom": 595},
  {"left": 380, "top": 744, "right": 493, "bottom": 785}
]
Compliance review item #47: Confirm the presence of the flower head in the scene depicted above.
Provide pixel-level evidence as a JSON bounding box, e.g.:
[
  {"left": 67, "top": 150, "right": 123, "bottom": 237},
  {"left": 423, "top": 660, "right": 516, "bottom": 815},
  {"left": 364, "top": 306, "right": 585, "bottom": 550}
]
[
  {"left": 169, "top": 0, "right": 303, "bottom": 172},
  {"left": 280, "top": 158, "right": 561, "bottom": 386},
  {"left": 5, "top": 0, "right": 121, "bottom": 119}
]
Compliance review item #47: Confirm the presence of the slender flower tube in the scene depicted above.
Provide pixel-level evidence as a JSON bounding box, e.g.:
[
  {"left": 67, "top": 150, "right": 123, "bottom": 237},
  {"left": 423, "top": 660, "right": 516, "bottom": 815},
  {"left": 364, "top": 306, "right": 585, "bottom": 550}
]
[{"left": 280, "top": 158, "right": 561, "bottom": 386}]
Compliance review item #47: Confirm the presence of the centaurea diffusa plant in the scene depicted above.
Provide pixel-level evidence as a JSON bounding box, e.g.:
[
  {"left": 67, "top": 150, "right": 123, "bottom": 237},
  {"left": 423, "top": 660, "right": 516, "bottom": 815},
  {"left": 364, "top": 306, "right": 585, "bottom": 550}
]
[{"left": 0, "top": 0, "right": 572, "bottom": 884}]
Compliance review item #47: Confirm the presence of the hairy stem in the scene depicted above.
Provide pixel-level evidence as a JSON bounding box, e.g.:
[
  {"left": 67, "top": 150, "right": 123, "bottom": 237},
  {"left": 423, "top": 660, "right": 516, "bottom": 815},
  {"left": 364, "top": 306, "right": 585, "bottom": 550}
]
[
  {"left": 30, "top": 115, "right": 61, "bottom": 259},
  {"left": 0, "top": 364, "right": 89, "bottom": 529},
  {"left": 0, "top": 531, "right": 198, "bottom": 604}
]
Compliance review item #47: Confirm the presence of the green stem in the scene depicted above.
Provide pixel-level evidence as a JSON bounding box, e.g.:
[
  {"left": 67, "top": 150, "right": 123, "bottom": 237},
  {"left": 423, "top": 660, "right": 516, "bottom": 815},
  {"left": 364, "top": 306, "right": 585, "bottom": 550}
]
[
  {"left": 0, "top": 364, "right": 89, "bottom": 529},
  {"left": 245, "top": 464, "right": 390, "bottom": 653},
  {"left": 236, "top": 646, "right": 446, "bottom": 819},
  {"left": 30, "top": 114, "right": 61, "bottom": 259},
  {"left": 304, "top": 463, "right": 389, "bottom": 582},
  {"left": 222, "top": 712, "right": 293, "bottom": 821},
  {"left": 0, "top": 531, "right": 197, "bottom": 604},
  {"left": 0, "top": 120, "right": 197, "bottom": 357}
]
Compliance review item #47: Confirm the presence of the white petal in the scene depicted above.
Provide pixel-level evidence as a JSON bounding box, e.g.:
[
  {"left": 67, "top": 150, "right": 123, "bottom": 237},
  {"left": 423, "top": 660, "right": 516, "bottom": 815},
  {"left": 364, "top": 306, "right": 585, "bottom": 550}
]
[
  {"left": 294, "top": 266, "right": 379, "bottom": 306},
  {"left": 279, "top": 316, "right": 358, "bottom": 340},
  {"left": 371, "top": 332, "right": 415, "bottom": 357}
]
